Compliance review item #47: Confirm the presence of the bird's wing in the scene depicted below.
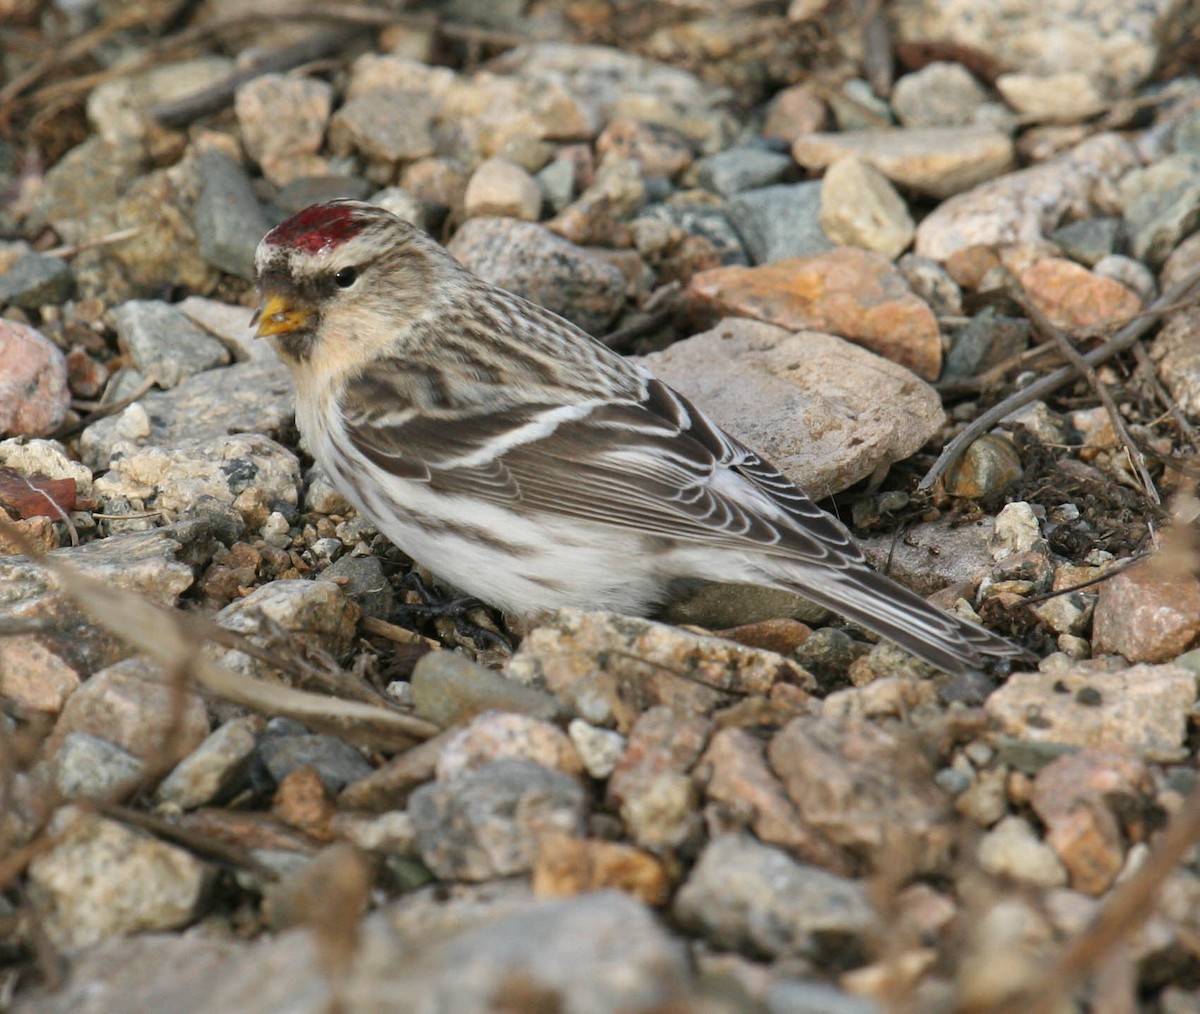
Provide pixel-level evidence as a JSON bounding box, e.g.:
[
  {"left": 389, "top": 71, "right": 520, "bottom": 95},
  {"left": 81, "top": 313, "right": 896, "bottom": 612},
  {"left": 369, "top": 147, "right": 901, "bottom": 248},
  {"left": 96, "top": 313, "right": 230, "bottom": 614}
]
[{"left": 340, "top": 364, "right": 866, "bottom": 566}]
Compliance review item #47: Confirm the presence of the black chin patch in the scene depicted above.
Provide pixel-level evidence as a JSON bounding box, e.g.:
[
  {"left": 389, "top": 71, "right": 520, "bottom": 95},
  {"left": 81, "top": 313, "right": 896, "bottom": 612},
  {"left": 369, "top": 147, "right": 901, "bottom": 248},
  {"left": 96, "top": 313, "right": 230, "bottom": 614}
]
[{"left": 273, "top": 328, "right": 318, "bottom": 363}]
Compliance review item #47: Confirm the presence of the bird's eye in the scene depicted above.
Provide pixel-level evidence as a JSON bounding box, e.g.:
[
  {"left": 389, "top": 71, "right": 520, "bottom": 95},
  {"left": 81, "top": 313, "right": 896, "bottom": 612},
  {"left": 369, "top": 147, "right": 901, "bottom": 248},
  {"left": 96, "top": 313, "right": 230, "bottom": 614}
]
[{"left": 334, "top": 267, "right": 359, "bottom": 289}]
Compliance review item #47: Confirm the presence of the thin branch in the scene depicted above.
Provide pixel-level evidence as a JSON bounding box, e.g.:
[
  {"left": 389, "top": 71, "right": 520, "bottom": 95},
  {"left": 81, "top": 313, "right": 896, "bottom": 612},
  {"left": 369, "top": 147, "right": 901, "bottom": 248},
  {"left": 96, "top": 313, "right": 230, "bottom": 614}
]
[
  {"left": 920, "top": 259, "right": 1200, "bottom": 491},
  {"left": 1131, "top": 339, "right": 1200, "bottom": 452},
  {"left": 1010, "top": 282, "right": 1159, "bottom": 505}
]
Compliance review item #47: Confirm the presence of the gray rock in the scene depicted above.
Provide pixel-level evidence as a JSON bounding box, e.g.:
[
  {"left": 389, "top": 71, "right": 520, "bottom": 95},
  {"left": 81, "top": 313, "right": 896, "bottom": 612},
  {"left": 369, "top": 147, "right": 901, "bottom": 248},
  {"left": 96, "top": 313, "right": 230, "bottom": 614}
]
[
  {"left": 79, "top": 358, "right": 293, "bottom": 469},
  {"left": 53, "top": 732, "right": 146, "bottom": 800},
  {"left": 567, "top": 719, "right": 625, "bottom": 779},
  {"left": 1050, "top": 217, "right": 1124, "bottom": 266},
  {"left": 0, "top": 254, "right": 74, "bottom": 307},
  {"left": 638, "top": 194, "right": 749, "bottom": 265},
  {"left": 1092, "top": 253, "right": 1156, "bottom": 304},
  {"left": 638, "top": 320, "right": 944, "bottom": 498},
  {"left": 328, "top": 89, "right": 438, "bottom": 163},
  {"left": 695, "top": 146, "right": 793, "bottom": 197},
  {"left": 156, "top": 717, "right": 261, "bottom": 810},
  {"left": 409, "top": 758, "right": 587, "bottom": 880},
  {"left": 274, "top": 175, "right": 373, "bottom": 213},
  {"left": 535, "top": 158, "right": 576, "bottom": 212},
  {"left": 942, "top": 308, "right": 1031, "bottom": 383},
  {"left": 369, "top": 187, "right": 434, "bottom": 232},
  {"left": 891, "top": 61, "right": 990, "bottom": 128},
  {"left": 674, "top": 833, "right": 878, "bottom": 960},
  {"left": 897, "top": 253, "right": 963, "bottom": 316},
  {"left": 235, "top": 73, "right": 333, "bottom": 187},
  {"left": 419, "top": 891, "right": 688, "bottom": 1012},
  {"left": 728, "top": 182, "right": 832, "bottom": 263},
  {"left": 88, "top": 57, "right": 234, "bottom": 144},
  {"left": 320, "top": 554, "right": 393, "bottom": 619},
  {"left": 411, "top": 650, "right": 562, "bottom": 728},
  {"left": 212, "top": 579, "right": 359, "bottom": 683},
  {"left": 193, "top": 151, "right": 272, "bottom": 280},
  {"left": 1119, "top": 154, "right": 1200, "bottom": 266},
  {"left": 447, "top": 217, "right": 626, "bottom": 335},
  {"left": 26, "top": 806, "right": 212, "bottom": 950},
  {"left": 111, "top": 300, "right": 230, "bottom": 389},
  {"left": 92, "top": 433, "right": 301, "bottom": 522},
  {"left": 829, "top": 78, "right": 894, "bottom": 131},
  {"left": 23, "top": 136, "right": 145, "bottom": 240},
  {"left": 257, "top": 732, "right": 374, "bottom": 793}
]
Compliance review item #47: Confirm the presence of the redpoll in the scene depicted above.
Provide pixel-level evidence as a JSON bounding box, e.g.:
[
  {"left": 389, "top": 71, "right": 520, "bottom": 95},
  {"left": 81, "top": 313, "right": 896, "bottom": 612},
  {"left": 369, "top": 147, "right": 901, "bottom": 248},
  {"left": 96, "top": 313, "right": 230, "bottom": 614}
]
[{"left": 254, "top": 201, "right": 1027, "bottom": 674}]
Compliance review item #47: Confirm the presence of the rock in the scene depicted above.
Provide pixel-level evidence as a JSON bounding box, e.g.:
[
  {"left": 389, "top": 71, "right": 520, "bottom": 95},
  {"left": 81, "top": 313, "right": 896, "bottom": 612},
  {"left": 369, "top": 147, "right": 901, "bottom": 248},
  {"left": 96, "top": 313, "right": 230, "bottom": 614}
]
[
  {"left": 0, "top": 320, "right": 70, "bottom": 437},
  {"left": 596, "top": 118, "right": 695, "bottom": 179},
  {"left": 0, "top": 635, "right": 82, "bottom": 713},
  {"left": 1050, "top": 217, "right": 1124, "bottom": 267},
  {"left": 860, "top": 517, "right": 996, "bottom": 596},
  {"left": 1030, "top": 748, "right": 1148, "bottom": 895},
  {"left": 662, "top": 582, "right": 829, "bottom": 628},
  {"left": 567, "top": 719, "right": 626, "bottom": 779},
  {"left": 674, "top": 833, "right": 878, "bottom": 961},
  {"left": 1018, "top": 257, "right": 1142, "bottom": 332},
  {"left": 212, "top": 579, "right": 359, "bottom": 680},
  {"left": 1092, "top": 254, "right": 1156, "bottom": 305},
  {"left": 409, "top": 758, "right": 587, "bottom": 880},
  {"left": 413, "top": 890, "right": 690, "bottom": 1012},
  {"left": 275, "top": 175, "right": 374, "bottom": 212},
  {"left": 943, "top": 433, "right": 1023, "bottom": 499},
  {"left": 892, "top": 0, "right": 1182, "bottom": 97},
  {"left": 726, "top": 181, "right": 831, "bottom": 263},
  {"left": 985, "top": 663, "right": 1196, "bottom": 760},
  {"left": 27, "top": 807, "right": 211, "bottom": 949},
  {"left": 637, "top": 193, "right": 750, "bottom": 268},
  {"left": 695, "top": 147, "right": 793, "bottom": 197},
  {"left": 792, "top": 127, "right": 1014, "bottom": 200},
  {"left": 769, "top": 715, "right": 953, "bottom": 874},
  {"left": 976, "top": 816, "right": 1069, "bottom": 888},
  {"left": 942, "top": 309, "right": 1030, "bottom": 383},
  {"left": 915, "top": 134, "right": 1138, "bottom": 261},
  {"left": 1092, "top": 559, "right": 1200, "bottom": 663},
  {"left": 193, "top": 150, "right": 272, "bottom": 281},
  {"left": 411, "top": 650, "right": 561, "bottom": 728},
  {"left": 71, "top": 152, "right": 220, "bottom": 303},
  {"left": 328, "top": 89, "right": 438, "bottom": 164},
  {"left": 53, "top": 732, "right": 146, "bottom": 800},
  {"left": 87, "top": 57, "right": 233, "bottom": 143},
  {"left": 23, "top": 136, "right": 144, "bottom": 241},
  {"left": 988, "top": 502, "right": 1043, "bottom": 561},
  {"left": 257, "top": 732, "right": 373, "bottom": 794},
  {"left": 0, "top": 253, "right": 74, "bottom": 307},
  {"left": 818, "top": 157, "right": 915, "bottom": 260},
  {"left": 536, "top": 159, "right": 576, "bottom": 212},
  {"left": 320, "top": 554, "right": 393, "bottom": 619},
  {"left": 507, "top": 609, "right": 810, "bottom": 732},
  {"left": 234, "top": 73, "right": 333, "bottom": 186},
  {"left": 533, "top": 833, "right": 669, "bottom": 905},
  {"left": 435, "top": 711, "right": 583, "bottom": 781},
  {"left": 700, "top": 726, "right": 846, "bottom": 870},
  {"left": 79, "top": 358, "right": 293, "bottom": 469},
  {"left": 767, "top": 981, "right": 881, "bottom": 1014},
  {"left": 762, "top": 84, "right": 828, "bottom": 143},
  {"left": 996, "top": 72, "right": 1105, "bottom": 123},
  {"left": 0, "top": 528, "right": 196, "bottom": 682},
  {"left": 93, "top": 433, "right": 300, "bottom": 528},
  {"left": 463, "top": 158, "right": 543, "bottom": 220},
  {"left": 156, "top": 717, "right": 261, "bottom": 810},
  {"left": 174, "top": 297, "right": 264, "bottom": 361},
  {"left": 1153, "top": 305, "right": 1200, "bottom": 416},
  {"left": 0, "top": 436, "right": 93, "bottom": 496},
  {"left": 686, "top": 249, "right": 943, "bottom": 380},
  {"left": 1119, "top": 153, "right": 1200, "bottom": 266},
  {"left": 607, "top": 707, "right": 708, "bottom": 851},
  {"left": 891, "top": 62, "right": 991, "bottom": 128},
  {"left": 369, "top": 186, "right": 434, "bottom": 231},
  {"left": 447, "top": 217, "right": 626, "bottom": 335},
  {"left": 50, "top": 655, "right": 210, "bottom": 761},
  {"left": 828, "top": 78, "right": 893, "bottom": 131},
  {"left": 111, "top": 300, "right": 231, "bottom": 389}
]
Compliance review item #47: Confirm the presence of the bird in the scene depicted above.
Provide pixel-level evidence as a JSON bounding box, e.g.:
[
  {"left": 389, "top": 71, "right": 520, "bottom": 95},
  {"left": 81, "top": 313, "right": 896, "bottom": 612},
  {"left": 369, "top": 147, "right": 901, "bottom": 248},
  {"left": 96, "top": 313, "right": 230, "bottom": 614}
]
[{"left": 253, "top": 200, "right": 1028, "bottom": 675}]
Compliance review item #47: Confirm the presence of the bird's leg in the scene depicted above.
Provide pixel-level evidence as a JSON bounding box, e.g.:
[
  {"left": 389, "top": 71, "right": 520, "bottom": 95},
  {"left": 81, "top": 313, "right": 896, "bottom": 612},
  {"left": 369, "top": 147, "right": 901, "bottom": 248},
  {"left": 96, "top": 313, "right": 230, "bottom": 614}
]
[{"left": 392, "top": 571, "right": 511, "bottom": 651}]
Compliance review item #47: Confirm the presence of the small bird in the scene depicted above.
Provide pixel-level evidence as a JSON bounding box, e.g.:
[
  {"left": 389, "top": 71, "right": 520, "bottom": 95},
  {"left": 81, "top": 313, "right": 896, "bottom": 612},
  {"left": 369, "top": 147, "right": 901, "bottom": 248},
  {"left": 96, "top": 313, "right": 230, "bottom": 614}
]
[{"left": 254, "top": 201, "right": 1027, "bottom": 675}]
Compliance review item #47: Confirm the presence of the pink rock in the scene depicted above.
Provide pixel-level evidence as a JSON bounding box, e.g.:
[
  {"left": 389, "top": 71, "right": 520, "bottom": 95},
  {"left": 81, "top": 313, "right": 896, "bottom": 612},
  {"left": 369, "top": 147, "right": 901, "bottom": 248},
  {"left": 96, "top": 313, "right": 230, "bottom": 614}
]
[
  {"left": 0, "top": 321, "right": 70, "bottom": 437},
  {"left": 1092, "top": 559, "right": 1200, "bottom": 663}
]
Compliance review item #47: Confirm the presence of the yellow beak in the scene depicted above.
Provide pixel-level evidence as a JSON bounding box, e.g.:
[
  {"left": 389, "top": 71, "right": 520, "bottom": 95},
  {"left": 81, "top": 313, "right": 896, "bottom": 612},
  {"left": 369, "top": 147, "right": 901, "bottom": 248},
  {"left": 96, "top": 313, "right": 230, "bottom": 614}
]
[{"left": 253, "top": 293, "right": 313, "bottom": 338}]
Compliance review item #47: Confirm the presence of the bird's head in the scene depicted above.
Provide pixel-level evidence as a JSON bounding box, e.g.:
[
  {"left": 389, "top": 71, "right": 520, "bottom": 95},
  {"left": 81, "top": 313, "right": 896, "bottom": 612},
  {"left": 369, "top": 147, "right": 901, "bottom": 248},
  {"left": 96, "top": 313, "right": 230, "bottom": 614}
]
[{"left": 253, "top": 201, "right": 456, "bottom": 371}]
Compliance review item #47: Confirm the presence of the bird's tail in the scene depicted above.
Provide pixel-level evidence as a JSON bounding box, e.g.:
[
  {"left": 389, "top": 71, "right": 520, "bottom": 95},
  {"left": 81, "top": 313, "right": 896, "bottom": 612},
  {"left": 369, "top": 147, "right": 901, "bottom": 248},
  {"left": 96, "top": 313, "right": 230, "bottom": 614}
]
[{"left": 759, "top": 559, "right": 1032, "bottom": 676}]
